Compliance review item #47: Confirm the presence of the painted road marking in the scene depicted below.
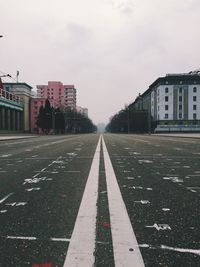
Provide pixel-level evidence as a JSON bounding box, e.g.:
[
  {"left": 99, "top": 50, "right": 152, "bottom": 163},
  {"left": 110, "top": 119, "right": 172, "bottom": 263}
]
[
  {"left": 102, "top": 136, "right": 145, "bottom": 267},
  {"left": 25, "top": 188, "right": 41, "bottom": 192},
  {"left": 63, "top": 136, "right": 101, "bottom": 267},
  {"left": 5, "top": 236, "right": 71, "bottom": 242},
  {"left": 1, "top": 154, "right": 12, "bottom": 158},
  {"left": 50, "top": 238, "right": 70, "bottom": 242},
  {"left": 0, "top": 193, "right": 14, "bottom": 204},
  {"left": 6, "top": 236, "right": 37, "bottom": 240},
  {"left": 146, "top": 224, "right": 171, "bottom": 231}
]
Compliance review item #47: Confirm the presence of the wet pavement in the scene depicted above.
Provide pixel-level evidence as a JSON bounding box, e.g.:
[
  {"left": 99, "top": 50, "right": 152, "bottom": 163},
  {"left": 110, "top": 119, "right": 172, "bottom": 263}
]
[
  {"left": 0, "top": 134, "right": 99, "bottom": 267},
  {"left": 103, "top": 134, "right": 200, "bottom": 267},
  {"left": 0, "top": 133, "right": 199, "bottom": 266}
]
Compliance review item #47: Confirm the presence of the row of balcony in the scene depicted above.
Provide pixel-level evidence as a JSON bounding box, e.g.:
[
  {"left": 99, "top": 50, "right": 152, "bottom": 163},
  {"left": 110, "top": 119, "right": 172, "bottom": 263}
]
[{"left": 0, "top": 88, "right": 23, "bottom": 108}]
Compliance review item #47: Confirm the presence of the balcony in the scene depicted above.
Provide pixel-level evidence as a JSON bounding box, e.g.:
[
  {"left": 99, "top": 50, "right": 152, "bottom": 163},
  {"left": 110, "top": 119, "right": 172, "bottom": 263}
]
[{"left": 0, "top": 88, "right": 24, "bottom": 111}]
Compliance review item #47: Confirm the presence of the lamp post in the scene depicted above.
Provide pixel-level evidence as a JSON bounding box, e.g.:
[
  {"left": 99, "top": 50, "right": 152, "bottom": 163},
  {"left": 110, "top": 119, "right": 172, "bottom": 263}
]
[{"left": 127, "top": 106, "right": 130, "bottom": 134}]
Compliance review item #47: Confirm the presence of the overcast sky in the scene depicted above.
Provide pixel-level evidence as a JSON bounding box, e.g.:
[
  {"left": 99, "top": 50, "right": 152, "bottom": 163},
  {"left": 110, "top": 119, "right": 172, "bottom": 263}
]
[{"left": 1, "top": 0, "right": 200, "bottom": 124}]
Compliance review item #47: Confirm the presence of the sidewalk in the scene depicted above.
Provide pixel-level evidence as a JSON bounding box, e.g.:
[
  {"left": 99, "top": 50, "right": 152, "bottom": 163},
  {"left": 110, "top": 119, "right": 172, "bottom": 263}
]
[
  {"left": 153, "top": 133, "right": 200, "bottom": 139},
  {"left": 0, "top": 134, "right": 38, "bottom": 141}
]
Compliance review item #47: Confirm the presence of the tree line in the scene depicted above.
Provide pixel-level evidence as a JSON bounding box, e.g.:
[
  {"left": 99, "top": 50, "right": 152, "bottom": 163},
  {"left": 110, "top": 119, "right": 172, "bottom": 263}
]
[
  {"left": 106, "top": 105, "right": 155, "bottom": 133},
  {"left": 36, "top": 99, "right": 96, "bottom": 134}
]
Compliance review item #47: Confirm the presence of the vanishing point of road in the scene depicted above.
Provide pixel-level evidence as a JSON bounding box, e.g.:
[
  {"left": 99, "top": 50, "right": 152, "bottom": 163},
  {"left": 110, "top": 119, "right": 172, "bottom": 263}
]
[{"left": 0, "top": 134, "right": 199, "bottom": 267}]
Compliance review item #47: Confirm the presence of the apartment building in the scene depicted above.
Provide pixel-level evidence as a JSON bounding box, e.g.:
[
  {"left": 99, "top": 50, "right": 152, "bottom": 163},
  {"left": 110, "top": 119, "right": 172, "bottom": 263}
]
[
  {"left": 36, "top": 81, "right": 76, "bottom": 110},
  {"left": 133, "top": 73, "right": 200, "bottom": 132}
]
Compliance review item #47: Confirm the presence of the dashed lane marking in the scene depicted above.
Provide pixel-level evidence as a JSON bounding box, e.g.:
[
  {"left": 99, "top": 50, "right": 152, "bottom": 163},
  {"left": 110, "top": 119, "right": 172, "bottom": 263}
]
[
  {"left": 4, "top": 236, "right": 71, "bottom": 242},
  {"left": 0, "top": 193, "right": 14, "bottom": 204},
  {"left": 0, "top": 154, "right": 12, "bottom": 158}
]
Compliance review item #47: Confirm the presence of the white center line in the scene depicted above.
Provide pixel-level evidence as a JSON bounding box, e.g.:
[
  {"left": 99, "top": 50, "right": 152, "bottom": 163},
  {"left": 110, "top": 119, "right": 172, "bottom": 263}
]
[
  {"left": 102, "top": 136, "right": 145, "bottom": 267},
  {"left": 63, "top": 136, "right": 101, "bottom": 267}
]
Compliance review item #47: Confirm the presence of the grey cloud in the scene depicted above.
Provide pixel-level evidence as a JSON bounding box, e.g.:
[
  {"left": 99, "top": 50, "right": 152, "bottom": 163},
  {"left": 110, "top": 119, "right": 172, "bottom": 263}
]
[{"left": 112, "top": 0, "right": 135, "bottom": 15}]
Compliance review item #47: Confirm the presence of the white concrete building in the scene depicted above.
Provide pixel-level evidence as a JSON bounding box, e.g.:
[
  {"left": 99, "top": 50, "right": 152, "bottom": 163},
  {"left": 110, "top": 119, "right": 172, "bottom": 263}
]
[{"left": 134, "top": 72, "right": 200, "bottom": 132}]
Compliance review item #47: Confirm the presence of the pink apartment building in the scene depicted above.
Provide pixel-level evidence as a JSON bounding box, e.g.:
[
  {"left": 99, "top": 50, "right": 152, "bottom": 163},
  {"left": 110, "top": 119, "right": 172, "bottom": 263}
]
[
  {"left": 30, "top": 81, "right": 76, "bottom": 133},
  {"left": 37, "top": 81, "right": 76, "bottom": 110}
]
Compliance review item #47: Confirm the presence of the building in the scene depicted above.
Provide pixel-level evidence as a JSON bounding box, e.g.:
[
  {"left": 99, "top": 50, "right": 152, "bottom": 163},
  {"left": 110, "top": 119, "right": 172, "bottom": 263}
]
[
  {"left": 2, "top": 82, "right": 32, "bottom": 132},
  {"left": 133, "top": 72, "right": 200, "bottom": 132},
  {"left": 30, "top": 81, "right": 76, "bottom": 133},
  {"left": 30, "top": 97, "right": 55, "bottom": 133},
  {"left": 76, "top": 106, "right": 88, "bottom": 117},
  {"left": 0, "top": 80, "right": 24, "bottom": 132},
  {"left": 36, "top": 81, "right": 76, "bottom": 110}
]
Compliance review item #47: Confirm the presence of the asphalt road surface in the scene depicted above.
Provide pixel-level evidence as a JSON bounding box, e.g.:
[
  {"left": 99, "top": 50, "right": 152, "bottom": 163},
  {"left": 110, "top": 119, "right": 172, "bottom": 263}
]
[{"left": 0, "top": 134, "right": 199, "bottom": 267}]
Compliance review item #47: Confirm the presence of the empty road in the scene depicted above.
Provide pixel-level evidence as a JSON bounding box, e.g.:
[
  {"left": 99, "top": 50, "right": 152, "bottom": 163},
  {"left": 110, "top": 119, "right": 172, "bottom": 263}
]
[{"left": 0, "top": 134, "right": 199, "bottom": 267}]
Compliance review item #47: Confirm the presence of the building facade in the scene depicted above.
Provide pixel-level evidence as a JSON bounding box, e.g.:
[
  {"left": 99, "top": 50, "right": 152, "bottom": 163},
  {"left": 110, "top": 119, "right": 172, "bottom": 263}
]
[
  {"left": 36, "top": 81, "right": 76, "bottom": 110},
  {"left": 2, "top": 82, "right": 32, "bottom": 132},
  {"left": 30, "top": 97, "right": 55, "bottom": 133},
  {"left": 0, "top": 85, "right": 23, "bottom": 132},
  {"left": 133, "top": 73, "right": 200, "bottom": 132}
]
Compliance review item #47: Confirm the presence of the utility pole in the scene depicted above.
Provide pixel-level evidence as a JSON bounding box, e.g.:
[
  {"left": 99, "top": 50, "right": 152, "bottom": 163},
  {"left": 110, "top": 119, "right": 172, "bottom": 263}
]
[
  {"left": 148, "top": 107, "right": 151, "bottom": 135},
  {"left": 127, "top": 106, "right": 130, "bottom": 134},
  {"left": 52, "top": 110, "right": 55, "bottom": 134},
  {"left": 16, "top": 71, "right": 19, "bottom": 82}
]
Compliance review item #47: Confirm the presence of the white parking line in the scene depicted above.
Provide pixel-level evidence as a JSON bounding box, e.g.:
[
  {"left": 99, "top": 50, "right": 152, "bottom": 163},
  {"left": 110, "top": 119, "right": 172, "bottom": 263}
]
[
  {"left": 102, "top": 136, "right": 145, "bottom": 267},
  {"left": 63, "top": 136, "right": 101, "bottom": 267}
]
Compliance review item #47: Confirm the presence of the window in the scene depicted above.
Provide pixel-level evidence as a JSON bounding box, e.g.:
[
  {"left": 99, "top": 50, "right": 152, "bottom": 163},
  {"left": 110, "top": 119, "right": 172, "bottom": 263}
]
[
  {"left": 179, "top": 87, "right": 182, "bottom": 93},
  {"left": 193, "top": 105, "right": 197, "bottom": 110},
  {"left": 165, "top": 105, "right": 168, "bottom": 110},
  {"left": 165, "top": 114, "right": 168, "bottom": 119},
  {"left": 179, "top": 113, "right": 182, "bottom": 119},
  {"left": 179, "top": 105, "right": 182, "bottom": 110},
  {"left": 193, "top": 113, "right": 197, "bottom": 120},
  {"left": 179, "top": 96, "right": 182, "bottom": 102},
  {"left": 165, "top": 87, "right": 168, "bottom": 93},
  {"left": 165, "top": 96, "right": 168, "bottom": 102},
  {"left": 193, "top": 87, "right": 197, "bottom": 93},
  {"left": 193, "top": 96, "right": 197, "bottom": 101}
]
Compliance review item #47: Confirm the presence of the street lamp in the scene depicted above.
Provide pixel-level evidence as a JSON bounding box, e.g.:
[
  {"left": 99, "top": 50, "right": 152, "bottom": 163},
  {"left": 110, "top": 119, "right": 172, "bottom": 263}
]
[{"left": 127, "top": 106, "right": 130, "bottom": 134}]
